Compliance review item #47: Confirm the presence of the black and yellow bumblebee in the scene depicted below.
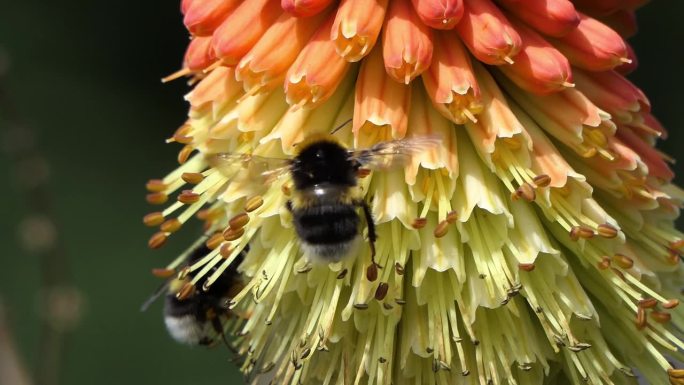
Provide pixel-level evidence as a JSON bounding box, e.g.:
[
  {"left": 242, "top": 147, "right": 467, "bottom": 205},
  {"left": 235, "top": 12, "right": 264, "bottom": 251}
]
[
  {"left": 212, "top": 131, "right": 437, "bottom": 270},
  {"left": 142, "top": 241, "right": 246, "bottom": 347}
]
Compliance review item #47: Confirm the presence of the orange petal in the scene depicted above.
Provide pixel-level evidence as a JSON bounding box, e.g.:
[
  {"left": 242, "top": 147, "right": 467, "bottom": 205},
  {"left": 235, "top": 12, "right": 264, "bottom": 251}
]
[
  {"left": 331, "top": 0, "right": 388, "bottom": 62},
  {"left": 382, "top": 0, "right": 434, "bottom": 84},
  {"left": 573, "top": 69, "right": 649, "bottom": 124},
  {"left": 550, "top": 12, "right": 629, "bottom": 71},
  {"left": 465, "top": 62, "right": 526, "bottom": 155},
  {"left": 405, "top": 85, "right": 459, "bottom": 184},
  {"left": 212, "top": 0, "right": 283, "bottom": 66},
  {"left": 183, "top": 0, "right": 240, "bottom": 36},
  {"left": 237, "top": 11, "right": 329, "bottom": 94},
  {"left": 185, "top": 67, "right": 243, "bottom": 110},
  {"left": 455, "top": 0, "right": 522, "bottom": 65},
  {"left": 497, "top": 0, "right": 579, "bottom": 38},
  {"left": 184, "top": 36, "right": 217, "bottom": 72},
  {"left": 354, "top": 46, "right": 411, "bottom": 143},
  {"left": 498, "top": 19, "right": 573, "bottom": 95},
  {"left": 281, "top": 0, "right": 335, "bottom": 17},
  {"left": 285, "top": 13, "right": 350, "bottom": 108},
  {"left": 410, "top": 0, "right": 464, "bottom": 30},
  {"left": 422, "top": 31, "right": 482, "bottom": 124},
  {"left": 617, "top": 126, "right": 674, "bottom": 181}
]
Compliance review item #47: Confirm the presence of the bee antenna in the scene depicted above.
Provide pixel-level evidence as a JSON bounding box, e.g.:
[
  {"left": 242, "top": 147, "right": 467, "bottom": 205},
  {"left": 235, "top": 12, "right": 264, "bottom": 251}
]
[{"left": 330, "top": 118, "right": 352, "bottom": 135}]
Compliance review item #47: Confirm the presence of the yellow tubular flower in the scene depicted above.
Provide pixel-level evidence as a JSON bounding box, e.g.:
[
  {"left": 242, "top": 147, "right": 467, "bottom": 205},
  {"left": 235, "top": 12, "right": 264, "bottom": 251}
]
[{"left": 145, "top": 1, "right": 684, "bottom": 384}]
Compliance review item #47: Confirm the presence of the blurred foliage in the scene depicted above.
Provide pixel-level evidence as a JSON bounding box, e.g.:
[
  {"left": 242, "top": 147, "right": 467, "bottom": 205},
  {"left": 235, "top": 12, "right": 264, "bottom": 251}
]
[{"left": 0, "top": 1, "right": 682, "bottom": 384}]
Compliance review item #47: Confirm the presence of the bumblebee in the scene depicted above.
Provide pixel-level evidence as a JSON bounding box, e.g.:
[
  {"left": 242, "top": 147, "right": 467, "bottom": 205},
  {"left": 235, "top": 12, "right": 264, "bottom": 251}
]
[
  {"left": 142, "top": 241, "right": 246, "bottom": 347},
  {"left": 212, "top": 133, "right": 437, "bottom": 269}
]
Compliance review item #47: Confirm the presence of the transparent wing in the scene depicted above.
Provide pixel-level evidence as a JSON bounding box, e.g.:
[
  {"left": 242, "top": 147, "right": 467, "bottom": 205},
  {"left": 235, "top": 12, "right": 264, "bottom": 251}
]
[
  {"left": 208, "top": 153, "right": 292, "bottom": 184},
  {"left": 349, "top": 136, "right": 442, "bottom": 170}
]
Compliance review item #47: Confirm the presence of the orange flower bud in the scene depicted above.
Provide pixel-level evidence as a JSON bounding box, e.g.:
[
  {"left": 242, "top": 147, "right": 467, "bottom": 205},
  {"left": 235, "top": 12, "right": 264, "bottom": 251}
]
[
  {"left": 183, "top": 0, "right": 240, "bottom": 37},
  {"left": 498, "top": 20, "right": 573, "bottom": 95},
  {"left": 285, "top": 13, "right": 350, "bottom": 108},
  {"left": 212, "top": 0, "right": 283, "bottom": 66},
  {"left": 184, "top": 36, "right": 216, "bottom": 72},
  {"left": 382, "top": 0, "right": 434, "bottom": 84},
  {"left": 354, "top": 46, "right": 411, "bottom": 141},
  {"left": 410, "top": 0, "right": 464, "bottom": 30},
  {"left": 281, "top": 0, "right": 335, "bottom": 17},
  {"left": 331, "top": 0, "right": 388, "bottom": 62},
  {"left": 617, "top": 127, "right": 674, "bottom": 182},
  {"left": 181, "top": 0, "right": 191, "bottom": 15},
  {"left": 599, "top": 9, "right": 638, "bottom": 38},
  {"left": 422, "top": 31, "right": 482, "bottom": 124},
  {"left": 550, "top": 13, "right": 629, "bottom": 71},
  {"left": 615, "top": 42, "right": 638, "bottom": 75},
  {"left": 572, "top": 0, "right": 623, "bottom": 16},
  {"left": 573, "top": 69, "right": 648, "bottom": 124},
  {"left": 455, "top": 0, "right": 522, "bottom": 65},
  {"left": 497, "top": 0, "right": 579, "bottom": 38},
  {"left": 237, "top": 10, "right": 329, "bottom": 94}
]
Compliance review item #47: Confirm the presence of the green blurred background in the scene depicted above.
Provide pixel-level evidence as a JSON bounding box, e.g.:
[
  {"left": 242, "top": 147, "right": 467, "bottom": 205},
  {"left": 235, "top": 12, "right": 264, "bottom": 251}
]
[{"left": 0, "top": 2, "right": 682, "bottom": 385}]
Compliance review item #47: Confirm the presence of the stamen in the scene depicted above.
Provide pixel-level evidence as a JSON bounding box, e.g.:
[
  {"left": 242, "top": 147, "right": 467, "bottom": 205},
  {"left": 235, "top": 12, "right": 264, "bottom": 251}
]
[
  {"left": 178, "top": 145, "right": 195, "bottom": 164},
  {"left": 374, "top": 282, "right": 389, "bottom": 301},
  {"left": 512, "top": 183, "right": 535, "bottom": 202},
  {"left": 160, "top": 218, "right": 182, "bottom": 233},
  {"left": 151, "top": 268, "right": 175, "bottom": 278},
  {"left": 146, "top": 179, "right": 167, "bottom": 192},
  {"left": 411, "top": 218, "right": 427, "bottom": 229},
  {"left": 532, "top": 174, "right": 551, "bottom": 188},
  {"left": 176, "top": 282, "right": 195, "bottom": 300},
  {"left": 433, "top": 220, "right": 450, "bottom": 238},
  {"left": 220, "top": 243, "right": 233, "bottom": 258},
  {"left": 223, "top": 227, "right": 245, "bottom": 241},
  {"left": 596, "top": 223, "right": 618, "bottom": 238},
  {"left": 357, "top": 168, "right": 371, "bottom": 178},
  {"left": 612, "top": 254, "right": 634, "bottom": 269},
  {"left": 650, "top": 311, "right": 671, "bottom": 324},
  {"left": 146, "top": 192, "right": 169, "bottom": 205},
  {"left": 244, "top": 196, "right": 264, "bottom": 212},
  {"left": 148, "top": 232, "right": 168, "bottom": 249},
  {"left": 161, "top": 67, "right": 192, "bottom": 83},
  {"left": 178, "top": 190, "right": 200, "bottom": 204},
  {"left": 143, "top": 212, "right": 165, "bottom": 227},
  {"left": 366, "top": 263, "right": 378, "bottom": 282},
  {"left": 445, "top": 211, "right": 458, "bottom": 224},
  {"left": 664, "top": 299, "right": 680, "bottom": 309},
  {"left": 206, "top": 232, "right": 225, "bottom": 250},
  {"left": 519, "top": 263, "right": 535, "bottom": 272},
  {"left": 638, "top": 298, "right": 658, "bottom": 309},
  {"left": 229, "top": 213, "right": 250, "bottom": 229},
  {"left": 181, "top": 172, "right": 205, "bottom": 184}
]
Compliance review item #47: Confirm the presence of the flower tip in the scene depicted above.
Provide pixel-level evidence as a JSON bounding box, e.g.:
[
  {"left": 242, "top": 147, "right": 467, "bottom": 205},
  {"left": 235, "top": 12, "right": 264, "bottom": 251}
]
[
  {"left": 161, "top": 68, "right": 192, "bottom": 83},
  {"left": 411, "top": 0, "right": 464, "bottom": 30},
  {"left": 281, "top": 0, "right": 333, "bottom": 17}
]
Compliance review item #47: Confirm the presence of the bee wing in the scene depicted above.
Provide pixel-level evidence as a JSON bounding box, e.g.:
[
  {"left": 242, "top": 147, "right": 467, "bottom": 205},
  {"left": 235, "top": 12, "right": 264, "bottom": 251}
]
[
  {"left": 209, "top": 153, "right": 292, "bottom": 185},
  {"left": 349, "top": 136, "right": 442, "bottom": 170},
  {"left": 140, "top": 281, "right": 170, "bottom": 312}
]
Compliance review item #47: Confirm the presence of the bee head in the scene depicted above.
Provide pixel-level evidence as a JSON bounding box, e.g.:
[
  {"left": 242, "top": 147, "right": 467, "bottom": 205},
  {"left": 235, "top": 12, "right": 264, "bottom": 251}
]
[{"left": 292, "top": 137, "right": 356, "bottom": 189}]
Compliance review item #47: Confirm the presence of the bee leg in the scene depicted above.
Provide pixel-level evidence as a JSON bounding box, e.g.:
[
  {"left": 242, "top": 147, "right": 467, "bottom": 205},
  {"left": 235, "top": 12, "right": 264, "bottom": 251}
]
[
  {"left": 286, "top": 200, "right": 293, "bottom": 212},
  {"left": 211, "top": 316, "right": 238, "bottom": 355},
  {"left": 357, "top": 200, "right": 380, "bottom": 269}
]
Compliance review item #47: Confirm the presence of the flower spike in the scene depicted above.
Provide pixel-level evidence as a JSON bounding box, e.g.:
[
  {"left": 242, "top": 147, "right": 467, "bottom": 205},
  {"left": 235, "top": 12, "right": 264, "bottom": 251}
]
[{"left": 149, "top": 2, "right": 684, "bottom": 384}]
